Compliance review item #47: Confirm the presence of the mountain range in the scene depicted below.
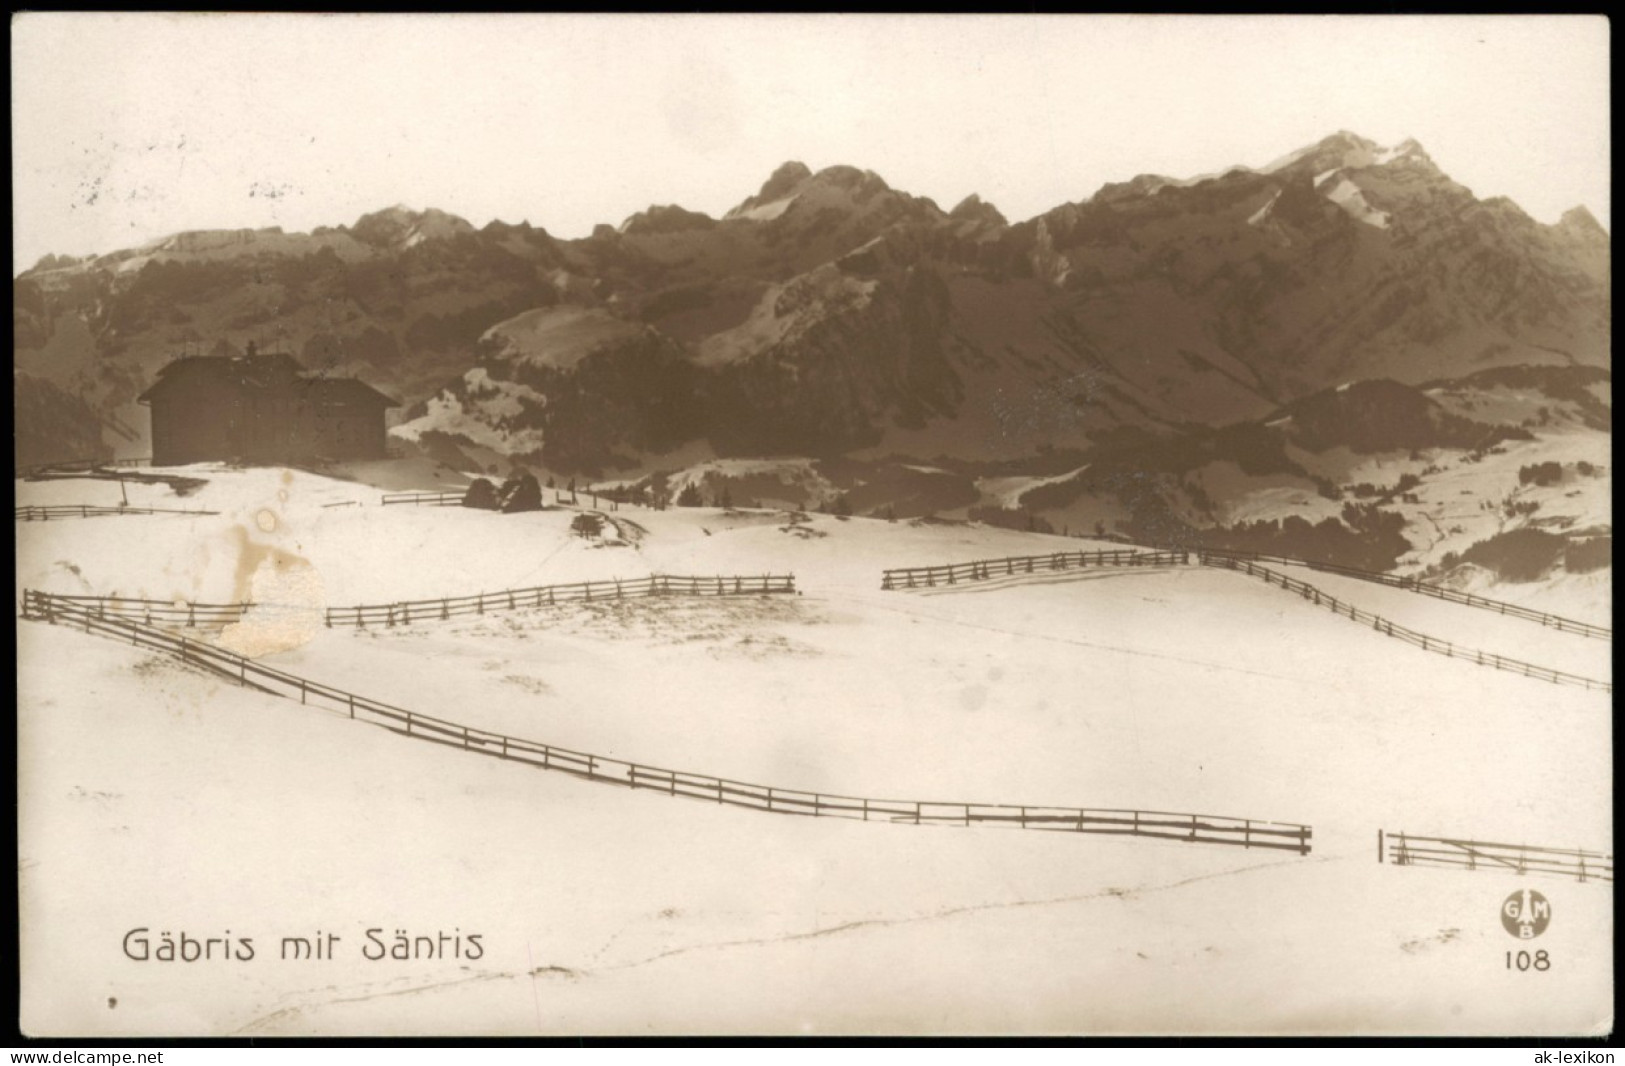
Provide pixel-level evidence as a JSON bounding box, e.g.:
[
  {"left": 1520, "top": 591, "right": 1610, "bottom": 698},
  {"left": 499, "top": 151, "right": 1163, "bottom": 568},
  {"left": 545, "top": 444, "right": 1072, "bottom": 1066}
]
[{"left": 14, "top": 130, "right": 1609, "bottom": 475}]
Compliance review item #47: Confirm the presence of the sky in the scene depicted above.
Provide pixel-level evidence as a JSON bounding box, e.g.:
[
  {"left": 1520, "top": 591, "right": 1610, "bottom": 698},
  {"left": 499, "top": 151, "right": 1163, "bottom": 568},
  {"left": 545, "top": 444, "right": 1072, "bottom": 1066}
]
[{"left": 10, "top": 14, "right": 1611, "bottom": 272}]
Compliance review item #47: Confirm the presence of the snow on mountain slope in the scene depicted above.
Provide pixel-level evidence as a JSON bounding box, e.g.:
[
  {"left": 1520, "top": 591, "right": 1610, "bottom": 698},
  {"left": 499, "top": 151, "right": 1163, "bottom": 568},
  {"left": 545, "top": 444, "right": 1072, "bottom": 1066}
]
[{"left": 16, "top": 467, "right": 1613, "bottom": 1035}]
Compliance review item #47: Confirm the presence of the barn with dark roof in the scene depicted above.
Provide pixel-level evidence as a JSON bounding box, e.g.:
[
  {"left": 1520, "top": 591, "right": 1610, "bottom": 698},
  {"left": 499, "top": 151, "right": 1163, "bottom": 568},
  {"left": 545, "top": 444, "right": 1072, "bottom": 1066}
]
[{"left": 138, "top": 344, "right": 398, "bottom": 466}]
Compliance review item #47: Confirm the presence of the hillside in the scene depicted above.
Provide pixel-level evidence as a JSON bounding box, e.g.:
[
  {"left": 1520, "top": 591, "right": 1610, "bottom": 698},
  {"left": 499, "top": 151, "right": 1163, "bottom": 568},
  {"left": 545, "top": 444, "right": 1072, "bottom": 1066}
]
[{"left": 16, "top": 465, "right": 1612, "bottom": 1036}]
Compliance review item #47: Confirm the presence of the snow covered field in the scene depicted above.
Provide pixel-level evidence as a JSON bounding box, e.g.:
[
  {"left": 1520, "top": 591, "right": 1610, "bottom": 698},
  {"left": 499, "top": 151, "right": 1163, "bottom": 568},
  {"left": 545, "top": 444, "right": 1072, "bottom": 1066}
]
[{"left": 15, "top": 466, "right": 1613, "bottom": 1036}]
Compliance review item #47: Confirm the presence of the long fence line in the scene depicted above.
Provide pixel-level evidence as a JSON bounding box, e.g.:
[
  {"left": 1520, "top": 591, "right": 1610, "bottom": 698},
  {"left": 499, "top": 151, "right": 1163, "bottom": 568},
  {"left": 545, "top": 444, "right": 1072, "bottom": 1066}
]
[
  {"left": 878, "top": 548, "right": 1608, "bottom": 693},
  {"left": 1196, "top": 554, "right": 1610, "bottom": 693},
  {"left": 881, "top": 550, "right": 1189, "bottom": 590},
  {"left": 19, "top": 590, "right": 1313, "bottom": 855},
  {"left": 326, "top": 573, "right": 796, "bottom": 628},
  {"left": 1380, "top": 830, "right": 1611, "bottom": 884},
  {"left": 23, "top": 575, "right": 797, "bottom": 631},
  {"left": 15, "top": 504, "right": 221, "bottom": 522},
  {"left": 1195, "top": 547, "right": 1609, "bottom": 641}
]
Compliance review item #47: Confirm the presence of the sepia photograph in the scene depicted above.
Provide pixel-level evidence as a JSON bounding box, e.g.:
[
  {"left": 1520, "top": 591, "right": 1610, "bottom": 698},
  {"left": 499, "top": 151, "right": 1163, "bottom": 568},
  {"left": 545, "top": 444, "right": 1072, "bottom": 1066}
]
[{"left": 11, "top": 13, "right": 1612, "bottom": 1040}]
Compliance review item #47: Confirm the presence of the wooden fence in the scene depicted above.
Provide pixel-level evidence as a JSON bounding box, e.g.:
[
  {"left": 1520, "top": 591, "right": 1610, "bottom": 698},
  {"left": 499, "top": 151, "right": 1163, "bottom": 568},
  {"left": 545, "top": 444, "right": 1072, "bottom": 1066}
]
[
  {"left": 19, "top": 590, "right": 249, "bottom": 628},
  {"left": 15, "top": 504, "right": 220, "bottom": 522},
  {"left": 881, "top": 550, "right": 1190, "bottom": 590},
  {"left": 878, "top": 548, "right": 1608, "bottom": 693},
  {"left": 1196, "top": 553, "right": 1610, "bottom": 693},
  {"left": 20, "top": 591, "right": 1313, "bottom": 855},
  {"left": 380, "top": 491, "right": 465, "bottom": 507},
  {"left": 1198, "top": 548, "right": 1609, "bottom": 641},
  {"left": 326, "top": 573, "right": 797, "bottom": 628},
  {"left": 22, "top": 575, "right": 798, "bottom": 632},
  {"left": 1381, "top": 830, "right": 1611, "bottom": 884}
]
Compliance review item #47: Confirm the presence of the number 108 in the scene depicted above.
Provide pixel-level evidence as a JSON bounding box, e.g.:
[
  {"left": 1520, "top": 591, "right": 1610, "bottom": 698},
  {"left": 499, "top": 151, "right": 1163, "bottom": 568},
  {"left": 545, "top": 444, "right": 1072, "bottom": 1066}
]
[{"left": 1506, "top": 950, "right": 1551, "bottom": 971}]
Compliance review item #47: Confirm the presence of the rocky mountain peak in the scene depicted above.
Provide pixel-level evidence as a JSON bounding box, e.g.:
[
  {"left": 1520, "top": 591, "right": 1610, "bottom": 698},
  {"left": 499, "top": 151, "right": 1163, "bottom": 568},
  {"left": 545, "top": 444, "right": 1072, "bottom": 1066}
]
[
  {"left": 1557, "top": 204, "right": 1609, "bottom": 241},
  {"left": 726, "top": 161, "right": 814, "bottom": 218},
  {"left": 618, "top": 204, "right": 718, "bottom": 236},
  {"left": 949, "top": 193, "right": 1007, "bottom": 227},
  {"left": 350, "top": 205, "right": 475, "bottom": 249}
]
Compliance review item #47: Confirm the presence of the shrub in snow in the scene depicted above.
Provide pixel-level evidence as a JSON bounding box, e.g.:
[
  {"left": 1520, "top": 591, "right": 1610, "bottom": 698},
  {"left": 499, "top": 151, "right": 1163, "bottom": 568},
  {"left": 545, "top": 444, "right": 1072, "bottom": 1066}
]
[
  {"left": 498, "top": 471, "right": 544, "bottom": 513},
  {"left": 461, "top": 478, "right": 500, "bottom": 510}
]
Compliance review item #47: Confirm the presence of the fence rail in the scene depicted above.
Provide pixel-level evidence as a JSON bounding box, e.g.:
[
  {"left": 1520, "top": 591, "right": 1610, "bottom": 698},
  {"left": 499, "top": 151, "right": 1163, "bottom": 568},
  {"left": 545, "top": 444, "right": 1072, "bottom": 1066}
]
[
  {"left": 1196, "top": 548, "right": 1610, "bottom": 641},
  {"left": 380, "top": 491, "right": 466, "bottom": 507},
  {"left": 19, "top": 590, "right": 250, "bottom": 627},
  {"left": 1196, "top": 554, "right": 1610, "bottom": 693},
  {"left": 878, "top": 547, "right": 1607, "bottom": 693},
  {"left": 1381, "top": 830, "right": 1611, "bottom": 884},
  {"left": 881, "top": 550, "right": 1189, "bottom": 590},
  {"left": 19, "top": 590, "right": 1313, "bottom": 856},
  {"left": 326, "top": 573, "right": 797, "bottom": 628},
  {"left": 15, "top": 504, "right": 220, "bottom": 522}
]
